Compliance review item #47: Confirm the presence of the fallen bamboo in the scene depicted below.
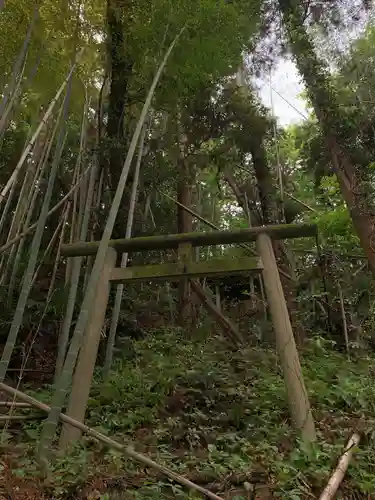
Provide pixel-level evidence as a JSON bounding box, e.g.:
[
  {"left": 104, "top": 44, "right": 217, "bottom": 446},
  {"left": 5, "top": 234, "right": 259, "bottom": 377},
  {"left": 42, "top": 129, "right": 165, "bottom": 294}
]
[
  {"left": 190, "top": 280, "right": 243, "bottom": 346},
  {"left": 318, "top": 433, "right": 361, "bottom": 500},
  {"left": 0, "top": 382, "right": 224, "bottom": 500},
  {"left": 0, "top": 402, "right": 32, "bottom": 407},
  {"left": 0, "top": 414, "right": 44, "bottom": 421}
]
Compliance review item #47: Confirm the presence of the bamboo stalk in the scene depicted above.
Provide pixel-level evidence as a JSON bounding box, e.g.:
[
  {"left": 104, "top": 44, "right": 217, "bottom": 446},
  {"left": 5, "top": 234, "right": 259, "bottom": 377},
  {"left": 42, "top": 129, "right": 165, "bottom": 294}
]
[
  {"left": 0, "top": 382, "right": 224, "bottom": 500},
  {"left": 39, "top": 27, "right": 187, "bottom": 459},
  {"left": 0, "top": 171, "right": 17, "bottom": 242},
  {"left": 0, "top": 48, "right": 84, "bottom": 206},
  {"left": 0, "top": 415, "right": 44, "bottom": 421},
  {"left": 318, "top": 433, "right": 361, "bottom": 500},
  {"left": 285, "top": 191, "right": 317, "bottom": 213},
  {"left": 55, "top": 160, "right": 99, "bottom": 381},
  {"left": 244, "top": 191, "right": 255, "bottom": 301},
  {"left": 0, "top": 165, "right": 91, "bottom": 257},
  {"left": 0, "top": 368, "right": 48, "bottom": 372},
  {"left": 0, "top": 5, "right": 38, "bottom": 119},
  {"left": 30, "top": 216, "right": 65, "bottom": 290},
  {"left": 160, "top": 190, "right": 218, "bottom": 230},
  {"left": 47, "top": 203, "right": 70, "bottom": 303},
  {"left": 82, "top": 166, "right": 103, "bottom": 292},
  {"left": 66, "top": 97, "right": 89, "bottom": 284},
  {"left": 2, "top": 100, "right": 65, "bottom": 293},
  {"left": 191, "top": 280, "right": 243, "bottom": 345},
  {"left": 0, "top": 402, "right": 32, "bottom": 407},
  {"left": 4, "top": 116, "right": 65, "bottom": 295},
  {"left": 0, "top": 126, "right": 44, "bottom": 284},
  {"left": 103, "top": 124, "right": 147, "bottom": 379},
  {"left": 338, "top": 283, "right": 350, "bottom": 359},
  {"left": 0, "top": 61, "right": 26, "bottom": 140},
  {"left": 0, "top": 65, "right": 76, "bottom": 383}
]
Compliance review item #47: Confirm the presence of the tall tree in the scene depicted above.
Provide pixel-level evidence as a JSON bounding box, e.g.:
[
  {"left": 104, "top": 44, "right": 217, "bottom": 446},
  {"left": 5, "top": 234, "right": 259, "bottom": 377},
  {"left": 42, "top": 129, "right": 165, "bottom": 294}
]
[
  {"left": 277, "top": 0, "right": 375, "bottom": 275},
  {"left": 106, "top": 0, "right": 133, "bottom": 190}
]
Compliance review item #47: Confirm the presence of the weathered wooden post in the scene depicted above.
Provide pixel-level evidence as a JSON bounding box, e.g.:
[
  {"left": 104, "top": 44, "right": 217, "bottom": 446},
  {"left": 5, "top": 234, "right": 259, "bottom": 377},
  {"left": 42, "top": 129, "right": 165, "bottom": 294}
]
[
  {"left": 256, "top": 233, "right": 316, "bottom": 443},
  {"left": 59, "top": 247, "right": 117, "bottom": 448}
]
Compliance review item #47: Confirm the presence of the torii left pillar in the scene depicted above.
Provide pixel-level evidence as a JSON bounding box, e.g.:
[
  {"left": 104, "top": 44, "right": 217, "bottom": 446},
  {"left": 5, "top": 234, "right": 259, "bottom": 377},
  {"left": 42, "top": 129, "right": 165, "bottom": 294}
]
[{"left": 59, "top": 248, "right": 117, "bottom": 448}]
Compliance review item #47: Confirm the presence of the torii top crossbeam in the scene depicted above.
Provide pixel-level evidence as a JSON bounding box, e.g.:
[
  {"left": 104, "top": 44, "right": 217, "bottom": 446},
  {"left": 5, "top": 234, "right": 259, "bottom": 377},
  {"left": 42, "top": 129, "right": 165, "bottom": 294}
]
[{"left": 60, "top": 223, "right": 318, "bottom": 257}]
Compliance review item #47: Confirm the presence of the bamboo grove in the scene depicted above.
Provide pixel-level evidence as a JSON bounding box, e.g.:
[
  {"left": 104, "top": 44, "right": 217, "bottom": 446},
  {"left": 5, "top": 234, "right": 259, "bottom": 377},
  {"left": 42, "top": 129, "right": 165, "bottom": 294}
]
[{"left": 1, "top": 0, "right": 375, "bottom": 498}]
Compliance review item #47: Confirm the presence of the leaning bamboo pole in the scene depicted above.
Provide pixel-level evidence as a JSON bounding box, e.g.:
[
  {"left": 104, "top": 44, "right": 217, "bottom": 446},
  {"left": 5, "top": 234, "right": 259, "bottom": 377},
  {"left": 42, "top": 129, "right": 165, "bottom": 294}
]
[
  {"left": 0, "top": 173, "right": 16, "bottom": 244},
  {"left": 0, "top": 415, "right": 44, "bottom": 422},
  {"left": 39, "top": 28, "right": 186, "bottom": 460},
  {"left": 0, "top": 402, "right": 32, "bottom": 408},
  {"left": 1, "top": 80, "right": 63, "bottom": 282},
  {"left": 0, "top": 382, "right": 224, "bottom": 500},
  {"left": 0, "top": 126, "right": 36, "bottom": 246},
  {"left": 191, "top": 280, "right": 243, "bottom": 345},
  {"left": 0, "top": 61, "right": 26, "bottom": 140},
  {"left": 103, "top": 124, "right": 147, "bottom": 379},
  {"left": 66, "top": 97, "right": 89, "bottom": 285},
  {"left": 55, "top": 157, "right": 98, "bottom": 381},
  {"left": 82, "top": 165, "right": 103, "bottom": 293}
]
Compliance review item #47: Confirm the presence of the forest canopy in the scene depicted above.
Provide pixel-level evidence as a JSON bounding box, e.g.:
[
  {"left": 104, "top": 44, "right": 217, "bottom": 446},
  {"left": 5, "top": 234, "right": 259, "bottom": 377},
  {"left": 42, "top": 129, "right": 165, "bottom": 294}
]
[{"left": 1, "top": 1, "right": 375, "bottom": 499}]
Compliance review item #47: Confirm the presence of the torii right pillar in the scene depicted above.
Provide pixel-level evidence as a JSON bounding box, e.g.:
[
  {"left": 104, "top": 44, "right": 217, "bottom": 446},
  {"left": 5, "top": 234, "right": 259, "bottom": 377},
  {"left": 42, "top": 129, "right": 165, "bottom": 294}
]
[{"left": 256, "top": 233, "right": 316, "bottom": 443}]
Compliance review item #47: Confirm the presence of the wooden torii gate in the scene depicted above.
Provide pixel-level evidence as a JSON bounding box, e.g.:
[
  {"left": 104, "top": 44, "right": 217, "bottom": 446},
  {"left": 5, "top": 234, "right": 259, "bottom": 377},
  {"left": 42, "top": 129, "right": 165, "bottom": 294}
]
[{"left": 60, "top": 222, "right": 317, "bottom": 445}]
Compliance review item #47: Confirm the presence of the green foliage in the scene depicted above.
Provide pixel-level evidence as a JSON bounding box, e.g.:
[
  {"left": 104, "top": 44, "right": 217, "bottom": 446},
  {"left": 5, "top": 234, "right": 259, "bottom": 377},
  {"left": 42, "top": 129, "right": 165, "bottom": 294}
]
[
  {"left": 6, "top": 328, "right": 375, "bottom": 498},
  {"left": 137, "top": 0, "right": 262, "bottom": 105},
  {"left": 0, "top": 0, "right": 102, "bottom": 119},
  {"left": 2, "top": 1, "right": 375, "bottom": 499}
]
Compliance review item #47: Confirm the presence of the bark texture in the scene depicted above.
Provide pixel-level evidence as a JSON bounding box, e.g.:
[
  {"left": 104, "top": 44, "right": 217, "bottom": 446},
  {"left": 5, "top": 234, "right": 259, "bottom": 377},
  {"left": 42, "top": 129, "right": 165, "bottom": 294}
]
[{"left": 106, "top": 0, "right": 134, "bottom": 189}]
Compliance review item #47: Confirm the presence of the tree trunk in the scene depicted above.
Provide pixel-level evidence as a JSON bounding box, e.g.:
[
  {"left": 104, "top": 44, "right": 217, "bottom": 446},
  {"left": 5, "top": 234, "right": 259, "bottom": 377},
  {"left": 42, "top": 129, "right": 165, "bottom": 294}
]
[
  {"left": 106, "top": 0, "right": 134, "bottom": 190},
  {"left": 278, "top": 0, "right": 375, "bottom": 276},
  {"left": 224, "top": 142, "right": 303, "bottom": 342},
  {"left": 250, "top": 140, "right": 302, "bottom": 341},
  {"left": 331, "top": 144, "right": 375, "bottom": 273},
  {"left": 250, "top": 142, "right": 277, "bottom": 225}
]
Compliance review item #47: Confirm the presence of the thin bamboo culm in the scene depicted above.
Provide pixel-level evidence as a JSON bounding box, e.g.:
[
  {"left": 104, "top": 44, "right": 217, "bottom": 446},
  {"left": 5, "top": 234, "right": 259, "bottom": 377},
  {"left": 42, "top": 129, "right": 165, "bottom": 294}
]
[{"left": 103, "top": 124, "right": 147, "bottom": 378}]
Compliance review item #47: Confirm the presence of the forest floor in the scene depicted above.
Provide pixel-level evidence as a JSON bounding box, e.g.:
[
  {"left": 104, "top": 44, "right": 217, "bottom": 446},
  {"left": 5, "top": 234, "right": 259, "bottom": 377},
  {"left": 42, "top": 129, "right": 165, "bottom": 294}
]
[{"left": 1, "top": 328, "right": 375, "bottom": 499}]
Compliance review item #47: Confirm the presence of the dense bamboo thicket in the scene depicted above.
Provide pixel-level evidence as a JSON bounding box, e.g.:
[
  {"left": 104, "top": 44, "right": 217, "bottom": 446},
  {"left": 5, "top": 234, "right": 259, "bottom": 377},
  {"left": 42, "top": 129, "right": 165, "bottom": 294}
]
[{"left": 1, "top": 1, "right": 375, "bottom": 499}]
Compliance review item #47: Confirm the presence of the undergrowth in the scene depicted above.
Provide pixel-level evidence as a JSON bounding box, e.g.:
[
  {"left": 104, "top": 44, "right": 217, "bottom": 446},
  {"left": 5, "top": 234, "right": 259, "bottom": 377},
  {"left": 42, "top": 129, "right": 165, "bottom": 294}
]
[{"left": 3, "top": 328, "right": 375, "bottom": 499}]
